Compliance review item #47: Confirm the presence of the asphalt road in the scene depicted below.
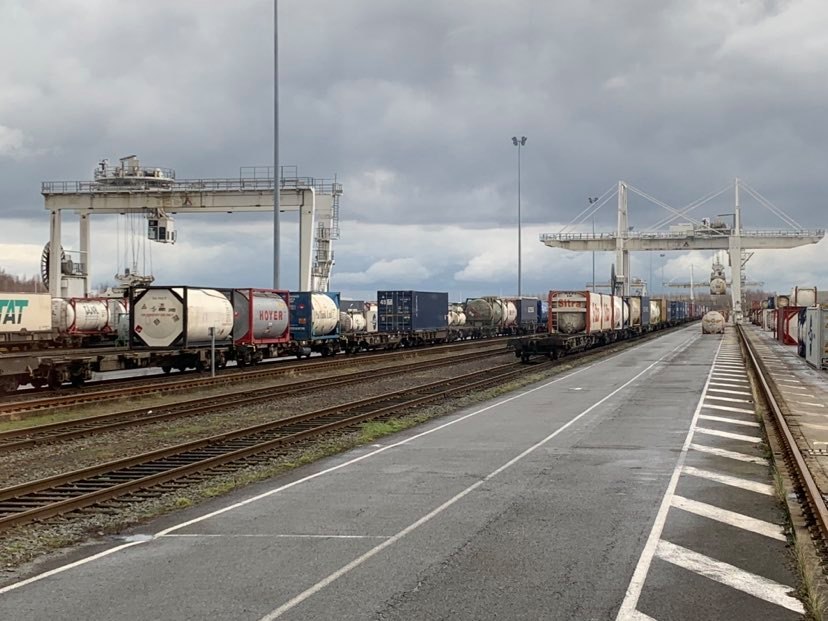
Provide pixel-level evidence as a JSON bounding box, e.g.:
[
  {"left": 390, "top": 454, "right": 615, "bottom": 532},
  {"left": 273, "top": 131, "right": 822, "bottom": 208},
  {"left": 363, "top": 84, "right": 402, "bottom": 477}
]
[{"left": 0, "top": 326, "right": 802, "bottom": 620}]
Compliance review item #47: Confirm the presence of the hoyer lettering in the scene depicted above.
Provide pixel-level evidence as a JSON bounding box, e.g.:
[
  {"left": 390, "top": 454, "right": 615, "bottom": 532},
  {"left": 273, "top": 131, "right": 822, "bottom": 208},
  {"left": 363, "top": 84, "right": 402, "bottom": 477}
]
[{"left": 258, "top": 310, "right": 285, "bottom": 321}]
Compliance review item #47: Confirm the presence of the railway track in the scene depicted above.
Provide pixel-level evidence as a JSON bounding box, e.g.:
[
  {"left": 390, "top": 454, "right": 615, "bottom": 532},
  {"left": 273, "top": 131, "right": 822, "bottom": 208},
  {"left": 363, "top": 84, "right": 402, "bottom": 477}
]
[
  {"left": 0, "top": 338, "right": 511, "bottom": 417},
  {"left": 738, "top": 324, "right": 828, "bottom": 548},
  {"left": 0, "top": 349, "right": 508, "bottom": 450},
  {"left": 0, "top": 359, "right": 546, "bottom": 530}
]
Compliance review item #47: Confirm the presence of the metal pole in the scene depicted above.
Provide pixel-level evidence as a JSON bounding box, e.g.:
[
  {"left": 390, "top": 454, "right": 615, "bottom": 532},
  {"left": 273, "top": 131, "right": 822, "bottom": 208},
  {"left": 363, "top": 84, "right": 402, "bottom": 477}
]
[
  {"left": 592, "top": 215, "right": 595, "bottom": 292},
  {"left": 210, "top": 327, "right": 216, "bottom": 377},
  {"left": 517, "top": 143, "right": 521, "bottom": 297},
  {"left": 272, "top": 0, "right": 280, "bottom": 289}
]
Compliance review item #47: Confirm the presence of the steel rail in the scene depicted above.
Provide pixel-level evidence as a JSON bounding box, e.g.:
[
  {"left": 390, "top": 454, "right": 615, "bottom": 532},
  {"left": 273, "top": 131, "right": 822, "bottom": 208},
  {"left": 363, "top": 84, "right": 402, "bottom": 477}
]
[
  {"left": 0, "top": 349, "right": 507, "bottom": 450},
  {"left": 0, "top": 360, "right": 541, "bottom": 530},
  {"left": 738, "top": 324, "right": 828, "bottom": 543},
  {"left": 0, "top": 338, "right": 510, "bottom": 416}
]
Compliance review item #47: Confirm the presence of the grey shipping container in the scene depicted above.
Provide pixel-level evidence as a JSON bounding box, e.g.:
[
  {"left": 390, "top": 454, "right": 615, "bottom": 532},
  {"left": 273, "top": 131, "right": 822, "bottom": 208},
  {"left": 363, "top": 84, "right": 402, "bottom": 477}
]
[
  {"left": 641, "top": 296, "right": 651, "bottom": 326},
  {"left": 341, "top": 299, "right": 365, "bottom": 312},
  {"left": 514, "top": 297, "right": 539, "bottom": 327},
  {"left": 377, "top": 291, "right": 448, "bottom": 332}
]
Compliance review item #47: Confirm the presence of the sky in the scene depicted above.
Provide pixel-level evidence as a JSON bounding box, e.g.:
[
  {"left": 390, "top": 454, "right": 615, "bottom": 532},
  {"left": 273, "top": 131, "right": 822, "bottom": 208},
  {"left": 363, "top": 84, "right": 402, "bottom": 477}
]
[{"left": 0, "top": 0, "right": 826, "bottom": 301}]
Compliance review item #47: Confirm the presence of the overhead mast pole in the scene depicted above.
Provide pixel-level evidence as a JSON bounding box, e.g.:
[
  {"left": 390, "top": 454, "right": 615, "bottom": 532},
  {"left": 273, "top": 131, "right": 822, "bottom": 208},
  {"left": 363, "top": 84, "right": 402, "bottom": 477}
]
[{"left": 273, "top": 0, "right": 280, "bottom": 289}]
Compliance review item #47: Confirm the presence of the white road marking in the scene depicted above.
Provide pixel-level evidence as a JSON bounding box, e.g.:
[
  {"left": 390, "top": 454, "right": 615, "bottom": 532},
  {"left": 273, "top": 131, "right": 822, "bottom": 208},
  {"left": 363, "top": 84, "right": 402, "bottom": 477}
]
[
  {"left": 0, "top": 330, "right": 702, "bottom": 597},
  {"left": 704, "top": 395, "right": 753, "bottom": 404},
  {"left": 707, "top": 387, "right": 752, "bottom": 396},
  {"left": 689, "top": 443, "right": 767, "bottom": 465},
  {"left": 697, "top": 414, "right": 759, "bottom": 428},
  {"left": 655, "top": 541, "right": 803, "bottom": 613},
  {"left": 702, "top": 403, "right": 755, "bottom": 414},
  {"left": 255, "top": 337, "right": 699, "bottom": 620},
  {"left": 779, "top": 385, "right": 811, "bottom": 392},
  {"left": 615, "top": 337, "right": 724, "bottom": 621},
  {"left": 683, "top": 466, "right": 774, "bottom": 496},
  {"left": 714, "top": 365, "right": 745, "bottom": 371},
  {"left": 629, "top": 611, "right": 658, "bottom": 621},
  {"left": 694, "top": 426, "right": 762, "bottom": 443},
  {"left": 792, "top": 400, "right": 825, "bottom": 408},
  {"left": 710, "top": 373, "right": 748, "bottom": 380},
  {"left": 709, "top": 381, "right": 749, "bottom": 389},
  {"left": 671, "top": 495, "right": 785, "bottom": 541},
  {"left": 163, "top": 533, "right": 390, "bottom": 539},
  {"left": 776, "top": 379, "right": 802, "bottom": 384},
  {"left": 800, "top": 422, "right": 828, "bottom": 431}
]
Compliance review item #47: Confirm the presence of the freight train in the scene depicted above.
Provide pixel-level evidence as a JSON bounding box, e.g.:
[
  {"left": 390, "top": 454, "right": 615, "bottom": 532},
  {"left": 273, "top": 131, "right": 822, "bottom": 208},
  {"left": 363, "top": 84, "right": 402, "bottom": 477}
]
[
  {"left": 508, "top": 291, "right": 706, "bottom": 362},
  {"left": 0, "top": 288, "right": 550, "bottom": 392}
]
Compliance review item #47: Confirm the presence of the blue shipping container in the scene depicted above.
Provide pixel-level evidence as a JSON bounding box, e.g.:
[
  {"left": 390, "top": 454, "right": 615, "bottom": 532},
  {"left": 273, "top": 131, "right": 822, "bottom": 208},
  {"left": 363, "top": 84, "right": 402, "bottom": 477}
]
[
  {"left": 377, "top": 291, "right": 448, "bottom": 332},
  {"left": 289, "top": 291, "right": 341, "bottom": 341},
  {"left": 514, "top": 297, "right": 539, "bottom": 327}
]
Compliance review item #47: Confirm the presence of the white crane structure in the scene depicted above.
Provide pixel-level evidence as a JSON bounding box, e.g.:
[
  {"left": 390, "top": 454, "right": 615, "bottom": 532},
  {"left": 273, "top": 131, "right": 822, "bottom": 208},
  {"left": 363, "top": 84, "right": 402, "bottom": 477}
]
[
  {"left": 541, "top": 178, "right": 824, "bottom": 322},
  {"left": 41, "top": 156, "right": 342, "bottom": 298}
]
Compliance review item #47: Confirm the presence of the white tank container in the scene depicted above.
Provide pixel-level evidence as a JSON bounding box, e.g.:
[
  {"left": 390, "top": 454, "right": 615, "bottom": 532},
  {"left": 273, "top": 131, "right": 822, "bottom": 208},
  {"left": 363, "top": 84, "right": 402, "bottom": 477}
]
[
  {"left": 465, "top": 298, "right": 504, "bottom": 326},
  {"left": 702, "top": 311, "right": 725, "bottom": 334},
  {"left": 503, "top": 301, "right": 518, "bottom": 327},
  {"left": 108, "top": 300, "right": 128, "bottom": 330},
  {"left": 340, "top": 311, "right": 366, "bottom": 333},
  {"left": 649, "top": 300, "right": 661, "bottom": 324},
  {"left": 600, "top": 294, "right": 613, "bottom": 331},
  {"left": 549, "top": 291, "right": 602, "bottom": 334},
  {"left": 709, "top": 278, "right": 727, "bottom": 295},
  {"left": 133, "top": 288, "right": 234, "bottom": 347},
  {"left": 311, "top": 293, "right": 339, "bottom": 336},
  {"left": 775, "top": 295, "right": 790, "bottom": 308},
  {"left": 628, "top": 298, "right": 641, "bottom": 327},
  {"left": 612, "top": 296, "right": 623, "bottom": 329},
  {"left": 52, "top": 298, "right": 110, "bottom": 333},
  {"left": 791, "top": 287, "right": 817, "bottom": 307}
]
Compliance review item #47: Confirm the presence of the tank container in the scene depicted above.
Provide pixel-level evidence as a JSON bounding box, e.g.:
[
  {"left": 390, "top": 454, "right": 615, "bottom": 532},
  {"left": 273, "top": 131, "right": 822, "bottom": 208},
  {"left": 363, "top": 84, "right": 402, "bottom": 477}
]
[
  {"left": 365, "top": 304, "right": 379, "bottom": 333},
  {"left": 776, "top": 306, "right": 801, "bottom": 346},
  {"left": 232, "top": 289, "right": 289, "bottom": 345},
  {"left": 791, "top": 287, "right": 818, "bottom": 308},
  {"left": 701, "top": 311, "right": 725, "bottom": 334},
  {"left": 804, "top": 306, "right": 828, "bottom": 369},
  {"left": 710, "top": 278, "right": 727, "bottom": 295},
  {"left": 775, "top": 295, "right": 790, "bottom": 309},
  {"left": 649, "top": 299, "right": 661, "bottom": 324},
  {"left": 52, "top": 298, "right": 111, "bottom": 333},
  {"left": 0, "top": 293, "right": 51, "bottom": 335},
  {"left": 626, "top": 297, "right": 642, "bottom": 327},
  {"left": 377, "top": 291, "right": 448, "bottom": 332},
  {"left": 340, "top": 311, "right": 367, "bottom": 333},
  {"left": 289, "top": 292, "right": 340, "bottom": 341},
  {"left": 130, "top": 287, "right": 234, "bottom": 348},
  {"left": 547, "top": 291, "right": 602, "bottom": 335}
]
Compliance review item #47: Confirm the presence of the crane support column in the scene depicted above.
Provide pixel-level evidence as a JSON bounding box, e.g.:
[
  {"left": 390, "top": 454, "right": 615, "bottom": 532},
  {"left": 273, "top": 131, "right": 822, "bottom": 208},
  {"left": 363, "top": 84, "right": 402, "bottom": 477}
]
[
  {"left": 49, "top": 210, "right": 62, "bottom": 298},
  {"left": 79, "top": 212, "right": 90, "bottom": 297},
  {"left": 616, "top": 181, "right": 630, "bottom": 296},
  {"left": 298, "top": 188, "right": 315, "bottom": 291},
  {"left": 729, "top": 179, "right": 744, "bottom": 323}
]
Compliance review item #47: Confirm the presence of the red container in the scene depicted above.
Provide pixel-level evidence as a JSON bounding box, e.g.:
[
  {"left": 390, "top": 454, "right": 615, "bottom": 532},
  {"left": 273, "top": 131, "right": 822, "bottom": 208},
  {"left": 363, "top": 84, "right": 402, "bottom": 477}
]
[
  {"left": 231, "top": 288, "right": 290, "bottom": 345},
  {"left": 776, "top": 306, "right": 802, "bottom": 346}
]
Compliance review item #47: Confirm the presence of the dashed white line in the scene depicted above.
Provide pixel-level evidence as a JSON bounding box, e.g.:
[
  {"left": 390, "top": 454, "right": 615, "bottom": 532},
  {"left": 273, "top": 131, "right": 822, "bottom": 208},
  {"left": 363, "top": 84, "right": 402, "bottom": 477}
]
[
  {"left": 710, "top": 373, "right": 748, "bottom": 380},
  {"left": 697, "top": 414, "right": 759, "bottom": 428},
  {"left": 694, "top": 427, "right": 761, "bottom": 443},
  {"left": 707, "top": 387, "right": 753, "bottom": 397},
  {"left": 705, "top": 395, "right": 753, "bottom": 404},
  {"left": 792, "top": 400, "right": 825, "bottom": 408},
  {"left": 709, "top": 381, "right": 749, "bottom": 389},
  {"left": 688, "top": 443, "right": 767, "bottom": 465},
  {"left": 654, "top": 541, "right": 803, "bottom": 613},
  {"left": 682, "top": 466, "right": 774, "bottom": 496},
  {"left": 671, "top": 495, "right": 785, "bottom": 541},
  {"left": 701, "top": 404, "right": 755, "bottom": 414}
]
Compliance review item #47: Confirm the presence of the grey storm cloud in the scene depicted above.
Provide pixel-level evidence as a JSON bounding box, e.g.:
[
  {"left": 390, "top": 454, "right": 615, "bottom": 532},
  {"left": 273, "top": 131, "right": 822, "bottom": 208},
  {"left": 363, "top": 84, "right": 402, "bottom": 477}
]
[{"left": 0, "top": 0, "right": 825, "bottom": 296}]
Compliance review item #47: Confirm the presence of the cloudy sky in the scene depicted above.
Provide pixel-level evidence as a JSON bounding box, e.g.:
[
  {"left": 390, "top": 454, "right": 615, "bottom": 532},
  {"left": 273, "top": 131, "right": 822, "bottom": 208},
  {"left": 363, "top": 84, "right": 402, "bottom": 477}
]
[{"left": 0, "top": 0, "right": 825, "bottom": 301}]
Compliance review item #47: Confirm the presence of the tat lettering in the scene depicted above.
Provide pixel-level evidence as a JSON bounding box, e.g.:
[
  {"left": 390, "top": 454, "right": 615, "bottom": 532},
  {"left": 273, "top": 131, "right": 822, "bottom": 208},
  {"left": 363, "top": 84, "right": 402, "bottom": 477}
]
[{"left": 0, "top": 299, "right": 30, "bottom": 325}]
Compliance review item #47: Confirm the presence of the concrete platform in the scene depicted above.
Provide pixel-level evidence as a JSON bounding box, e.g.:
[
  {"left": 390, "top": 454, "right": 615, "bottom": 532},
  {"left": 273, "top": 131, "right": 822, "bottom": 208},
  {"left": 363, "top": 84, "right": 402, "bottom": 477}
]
[
  {"left": 0, "top": 326, "right": 803, "bottom": 620},
  {"left": 743, "top": 324, "right": 828, "bottom": 490}
]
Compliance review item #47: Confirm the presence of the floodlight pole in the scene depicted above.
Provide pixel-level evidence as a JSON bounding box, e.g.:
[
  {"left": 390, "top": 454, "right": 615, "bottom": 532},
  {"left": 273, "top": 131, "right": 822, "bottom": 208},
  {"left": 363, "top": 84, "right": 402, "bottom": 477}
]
[
  {"left": 512, "top": 136, "right": 527, "bottom": 296},
  {"left": 273, "top": 0, "right": 281, "bottom": 289}
]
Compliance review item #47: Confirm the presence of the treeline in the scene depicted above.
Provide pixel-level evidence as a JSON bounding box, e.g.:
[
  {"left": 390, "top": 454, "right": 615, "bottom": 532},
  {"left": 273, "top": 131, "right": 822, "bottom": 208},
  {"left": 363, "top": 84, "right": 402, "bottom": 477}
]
[{"left": 0, "top": 268, "right": 44, "bottom": 293}]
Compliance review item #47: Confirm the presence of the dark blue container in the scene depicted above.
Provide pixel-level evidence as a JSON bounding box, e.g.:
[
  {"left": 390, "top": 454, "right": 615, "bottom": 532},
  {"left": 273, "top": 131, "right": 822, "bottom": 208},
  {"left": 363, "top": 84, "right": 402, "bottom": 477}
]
[
  {"left": 641, "top": 296, "right": 651, "bottom": 327},
  {"left": 289, "top": 291, "right": 341, "bottom": 342},
  {"left": 377, "top": 291, "right": 448, "bottom": 332},
  {"left": 514, "top": 297, "right": 540, "bottom": 328},
  {"left": 341, "top": 299, "right": 365, "bottom": 313},
  {"left": 538, "top": 300, "right": 549, "bottom": 324}
]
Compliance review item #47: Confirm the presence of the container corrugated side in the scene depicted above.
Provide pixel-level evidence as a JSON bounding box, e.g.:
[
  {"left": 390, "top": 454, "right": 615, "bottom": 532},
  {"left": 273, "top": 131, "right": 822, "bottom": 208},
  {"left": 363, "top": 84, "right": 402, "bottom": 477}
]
[
  {"left": 0, "top": 293, "right": 51, "bottom": 334},
  {"left": 377, "top": 290, "right": 447, "bottom": 332}
]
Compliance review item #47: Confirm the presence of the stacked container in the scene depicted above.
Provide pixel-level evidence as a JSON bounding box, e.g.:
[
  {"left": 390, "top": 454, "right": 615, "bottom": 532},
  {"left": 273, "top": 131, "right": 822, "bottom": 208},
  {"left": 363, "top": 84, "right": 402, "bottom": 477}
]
[{"left": 377, "top": 291, "right": 448, "bottom": 332}]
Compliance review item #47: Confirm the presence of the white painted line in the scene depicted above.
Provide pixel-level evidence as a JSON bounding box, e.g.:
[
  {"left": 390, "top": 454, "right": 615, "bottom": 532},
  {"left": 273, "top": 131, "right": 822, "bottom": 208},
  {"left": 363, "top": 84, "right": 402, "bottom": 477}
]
[
  {"left": 671, "top": 495, "right": 785, "bottom": 541},
  {"left": 163, "top": 533, "right": 390, "bottom": 539},
  {"left": 709, "top": 381, "right": 750, "bottom": 389},
  {"left": 655, "top": 541, "right": 803, "bottom": 613},
  {"left": 775, "top": 379, "right": 802, "bottom": 384},
  {"left": 779, "top": 385, "right": 811, "bottom": 392},
  {"left": 683, "top": 466, "right": 774, "bottom": 496},
  {"left": 702, "top": 403, "right": 755, "bottom": 415},
  {"left": 792, "top": 400, "right": 826, "bottom": 408},
  {"left": 615, "top": 337, "right": 724, "bottom": 621},
  {"left": 711, "top": 373, "right": 748, "bottom": 380},
  {"left": 629, "top": 611, "right": 658, "bottom": 621},
  {"left": 800, "top": 422, "right": 828, "bottom": 432},
  {"left": 695, "top": 427, "right": 761, "bottom": 443},
  {"left": 0, "top": 330, "right": 701, "bottom": 597},
  {"left": 715, "top": 365, "right": 745, "bottom": 371},
  {"left": 697, "top": 414, "right": 759, "bottom": 428},
  {"left": 255, "top": 337, "right": 698, "bottom": 620},
  {"left": 705, "top": 395, "right": 753, "bottom": 404},
  {"left": 707, "top": 387, "right": 753, "bottom": 396},
  {"left": 689, "top": 443, "right": 767, "bottom": 465}
]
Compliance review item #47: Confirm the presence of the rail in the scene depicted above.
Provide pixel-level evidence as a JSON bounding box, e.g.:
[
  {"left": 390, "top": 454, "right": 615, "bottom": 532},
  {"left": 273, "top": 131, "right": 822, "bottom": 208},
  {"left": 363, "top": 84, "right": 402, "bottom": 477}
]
[{"left": 737, "top": 324, "right": 828, "bottom": 545}]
